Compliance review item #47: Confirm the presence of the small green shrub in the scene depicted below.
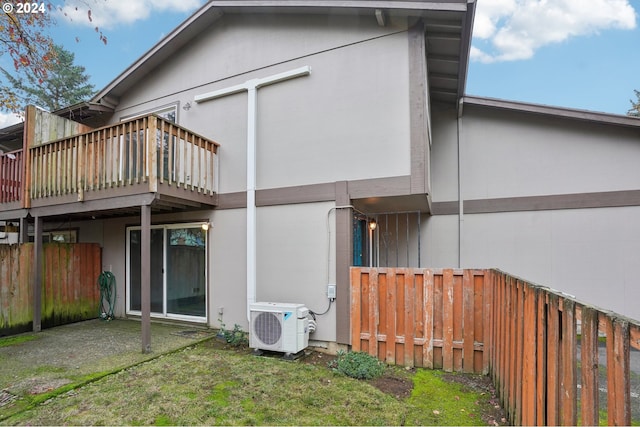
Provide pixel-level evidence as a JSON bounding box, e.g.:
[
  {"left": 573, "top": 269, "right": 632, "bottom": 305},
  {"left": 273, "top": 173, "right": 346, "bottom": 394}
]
[
  {"left": 328, "top": 350, "right": 385, "bottom": 380},
  {"left": 218, "top": 322, "right": 248, "bottom": 347}
]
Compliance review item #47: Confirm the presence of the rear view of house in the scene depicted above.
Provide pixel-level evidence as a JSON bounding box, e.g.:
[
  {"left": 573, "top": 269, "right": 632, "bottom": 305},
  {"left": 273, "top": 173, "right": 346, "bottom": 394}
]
[{"left": 1, "top": 0, "right": 639, "bottom": 352}]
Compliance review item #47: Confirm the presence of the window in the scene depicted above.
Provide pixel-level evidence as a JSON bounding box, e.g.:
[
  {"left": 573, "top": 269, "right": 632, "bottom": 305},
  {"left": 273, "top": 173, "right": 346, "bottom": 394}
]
[{"left": 119, "top": 104, "right": 178, "bottom": 182}]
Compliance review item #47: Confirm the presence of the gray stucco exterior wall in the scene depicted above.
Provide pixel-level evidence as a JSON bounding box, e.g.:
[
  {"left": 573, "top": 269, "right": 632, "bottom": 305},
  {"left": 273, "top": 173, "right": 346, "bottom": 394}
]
[{"left": 428, "top": 102, "right": 640, "bottom": 321}]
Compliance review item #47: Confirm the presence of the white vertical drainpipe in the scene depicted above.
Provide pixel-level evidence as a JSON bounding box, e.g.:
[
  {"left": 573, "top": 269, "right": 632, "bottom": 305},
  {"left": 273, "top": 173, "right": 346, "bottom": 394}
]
[
  {"left": 195, "top": 66, "right": 311, "bottom": 320},
  {"left": 246, "top": 85, "right": 258, "bottom": 322},
  {"left": 457, "top": 98, "right": 464, "bottom": 268}
]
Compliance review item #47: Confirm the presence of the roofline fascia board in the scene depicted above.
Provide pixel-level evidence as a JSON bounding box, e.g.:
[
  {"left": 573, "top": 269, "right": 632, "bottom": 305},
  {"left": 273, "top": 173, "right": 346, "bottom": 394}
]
[
  {"left": 207, "top": 1, "right": 469, "bottom": 12},
  {"left": 91, "top": 0, "right": 470, "bottom": 106},
  {"left": 456, "top": 0, "right": 475, "bottom": 100},
  {"left": 462, "top": 95, "right": 640, "bottom": 129}
]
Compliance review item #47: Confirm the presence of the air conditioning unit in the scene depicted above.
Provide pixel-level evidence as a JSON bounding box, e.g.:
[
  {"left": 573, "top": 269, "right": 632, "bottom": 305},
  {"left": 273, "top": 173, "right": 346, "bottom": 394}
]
[{"left": 249, "top": 302, "right": 311, "bottom": 356}]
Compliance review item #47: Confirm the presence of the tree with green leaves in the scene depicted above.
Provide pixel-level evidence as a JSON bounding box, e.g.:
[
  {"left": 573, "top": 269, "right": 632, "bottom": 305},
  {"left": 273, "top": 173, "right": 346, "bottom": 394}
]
[
  {"left": 1, "top": 1, "right": 106, "bottom": 113},
  {"left": 628, "top": 89, "right": 640, "bottom": 117},
  {"left": 2, "top": 44, "right": 95, "bottom": 111}
]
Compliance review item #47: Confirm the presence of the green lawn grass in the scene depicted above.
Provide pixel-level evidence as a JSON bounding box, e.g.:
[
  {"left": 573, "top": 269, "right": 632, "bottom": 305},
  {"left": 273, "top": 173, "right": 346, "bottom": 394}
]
[{"left": 2, "top": 339, "right": 507, "bottom": 426}]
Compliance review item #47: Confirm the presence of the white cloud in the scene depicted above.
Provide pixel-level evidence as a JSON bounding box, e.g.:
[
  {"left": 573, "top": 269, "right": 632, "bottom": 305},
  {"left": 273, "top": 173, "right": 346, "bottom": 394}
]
[
  {"left": 0, "top": 112, "right": 22, "bottom": 128},
  {"left": 57, "top": 0, "right": 205, "bottom": 30},
  {"left": 472, "top": 0, "right": 637, "bottom": 63}
]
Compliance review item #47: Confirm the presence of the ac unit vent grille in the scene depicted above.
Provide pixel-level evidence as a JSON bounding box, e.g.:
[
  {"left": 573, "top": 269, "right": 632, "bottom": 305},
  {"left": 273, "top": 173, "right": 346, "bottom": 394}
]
[{"left": 253, "top": 311, "right": 282, "bottom": 346}]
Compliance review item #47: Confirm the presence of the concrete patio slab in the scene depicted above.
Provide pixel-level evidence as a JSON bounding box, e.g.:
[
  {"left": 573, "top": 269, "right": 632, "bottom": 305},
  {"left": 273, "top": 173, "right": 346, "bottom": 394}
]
[{"left": 0, "top": 319, "right": 215, "bottom": 418}]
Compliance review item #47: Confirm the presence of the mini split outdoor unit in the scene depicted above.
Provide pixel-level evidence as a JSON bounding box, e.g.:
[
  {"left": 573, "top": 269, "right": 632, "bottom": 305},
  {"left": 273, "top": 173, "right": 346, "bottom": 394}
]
[{"left": 249, "top": 302, "right": 315, "bottom": 356}]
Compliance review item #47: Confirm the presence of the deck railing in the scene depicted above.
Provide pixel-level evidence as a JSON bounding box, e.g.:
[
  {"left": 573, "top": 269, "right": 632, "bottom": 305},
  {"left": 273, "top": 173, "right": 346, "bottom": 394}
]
[
  {"left": 351, "top": 267, "right": 640, "bottom": 426},
  {"left": 28, "top": 114, "right": 219, "bottom": 201},
  {"left": 0, "top": 149, "right": 23, "bottom": 203}
]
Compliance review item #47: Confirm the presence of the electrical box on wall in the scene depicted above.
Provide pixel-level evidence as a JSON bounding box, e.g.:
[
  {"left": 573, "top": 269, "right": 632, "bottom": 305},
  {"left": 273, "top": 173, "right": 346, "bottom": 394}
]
[{"left": 327, "top": 284, "right": 336, "bottom": 300}]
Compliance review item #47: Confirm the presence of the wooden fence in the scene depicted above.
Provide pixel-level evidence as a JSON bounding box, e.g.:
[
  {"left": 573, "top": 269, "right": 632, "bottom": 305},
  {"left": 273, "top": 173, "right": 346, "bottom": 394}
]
[
  {"left": 0, "top": 243, "right": 102, "bottom": 335},
  {"left": 350, "top": 267, "right": 640, "bottom": 426}
]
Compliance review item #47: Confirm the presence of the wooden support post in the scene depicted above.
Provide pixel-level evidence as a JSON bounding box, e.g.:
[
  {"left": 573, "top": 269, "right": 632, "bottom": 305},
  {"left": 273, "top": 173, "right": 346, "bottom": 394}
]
[
  {"left": 141, "top": 204, "right": 151, "bottom": 354},
  {"left": 22, "top": 106, "right": 35, "bottom": 209},
  {"left": 335, "top": 181, "right": 352, "bottom": 344},
  {"left": 32, "top": 216, "right": 42, "bottom": 332},
  {"left": 19, "top": 217, "right": 29, "bottom": 243}
]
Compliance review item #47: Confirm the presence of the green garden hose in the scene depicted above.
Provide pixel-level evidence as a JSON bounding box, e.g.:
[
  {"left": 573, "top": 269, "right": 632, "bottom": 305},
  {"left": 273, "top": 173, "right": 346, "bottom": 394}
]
[{"left": 97, "top": 271, "right": 116, "bottom": 321}]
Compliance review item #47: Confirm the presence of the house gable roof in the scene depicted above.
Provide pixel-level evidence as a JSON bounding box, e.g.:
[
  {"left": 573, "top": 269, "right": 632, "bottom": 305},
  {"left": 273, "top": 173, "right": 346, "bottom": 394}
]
[{"left": 91, "top": 0, "right": 476, "bottom": 108}]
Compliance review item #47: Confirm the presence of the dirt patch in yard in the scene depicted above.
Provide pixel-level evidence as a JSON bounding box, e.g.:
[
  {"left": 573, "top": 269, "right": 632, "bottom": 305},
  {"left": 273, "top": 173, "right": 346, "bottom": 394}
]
[
  {"left": 299, "top": 349, "right": 509, "bottom": 425},
  {"left": 370, "top": 372, "right": 414, "bottom": 399}
]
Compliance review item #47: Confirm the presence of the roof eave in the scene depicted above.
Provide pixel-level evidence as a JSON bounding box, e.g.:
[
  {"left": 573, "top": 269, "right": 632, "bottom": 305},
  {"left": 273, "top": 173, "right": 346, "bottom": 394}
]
[
  {"left": 456, "top": 0, "right": 476, "bottom": 100},
  {"left": 91, "top": 0, "right": 472, "bottom": 107},
  {"left": 463, "top": 95, "right": 640, "bottom": 129}
]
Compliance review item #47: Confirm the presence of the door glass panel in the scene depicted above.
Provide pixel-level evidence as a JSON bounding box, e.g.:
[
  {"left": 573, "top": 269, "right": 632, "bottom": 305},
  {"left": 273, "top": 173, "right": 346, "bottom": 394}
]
[
  {"left": 129, "top": 228, "right": 165, "bottom": 313},
  {"left": 166, "top": 227, "right": 206, "bottom": 317}
]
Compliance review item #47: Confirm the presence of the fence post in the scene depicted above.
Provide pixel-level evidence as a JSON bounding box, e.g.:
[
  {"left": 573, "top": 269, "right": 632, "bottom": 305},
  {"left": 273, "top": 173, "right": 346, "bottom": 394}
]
[
  {"left": 368, "top": 268, "right": 379, "bottom": 359},
  {"left": 560, "top": 299, "right": 577, "bottom": 426},
  {"left": 385, "top": 268, "right": 396, "bottom": 364},
  {"left": 521, "top": 284, "right": 537, "bottom": 425},
  {"left": 462, "top": 270, "right": 474, "bottom": 373},
  {"left": 580, "top": 306, "right": 600, "bottom": 426},
  {"left": 483, "top": 270, "right": 493, "bottom": 375},
  {"left": 442, "top": 269, "right": 454, "bottom": 372},
  {"left": 606, "top": 316, "right": 631, "bottom": 426},
  {"left": 404, "top": 269, "right": 416, "bottom": 367},
  {"left": 350, "top": 267, "right": 362, "bottom": 351},
  {"left": 423, "top": 269, "right": 434, "bottom": 369}
]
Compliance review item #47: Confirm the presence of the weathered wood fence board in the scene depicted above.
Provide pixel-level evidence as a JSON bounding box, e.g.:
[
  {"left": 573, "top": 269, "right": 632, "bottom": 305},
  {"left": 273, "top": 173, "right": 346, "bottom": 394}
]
[
  {"left": 351, "top": 267, "right": 640, "bottom": 426},
  {"left": 0, "top": 243, "right": 101, "bottom": 335},
  {"left": 351, "top": 268, "right": 488, "bottom": 372}
]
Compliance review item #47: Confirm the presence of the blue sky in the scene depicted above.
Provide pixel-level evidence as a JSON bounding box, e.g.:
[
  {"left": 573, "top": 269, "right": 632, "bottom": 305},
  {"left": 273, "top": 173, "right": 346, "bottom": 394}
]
[{"left": 1, "top": 0, "right": 638, "bottom": 126}]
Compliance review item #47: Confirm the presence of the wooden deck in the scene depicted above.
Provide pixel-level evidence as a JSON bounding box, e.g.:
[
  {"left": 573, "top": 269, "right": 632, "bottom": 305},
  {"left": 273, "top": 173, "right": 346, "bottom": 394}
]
[{"left": 0, "top": 111, "right": 220, "bottom": 219}]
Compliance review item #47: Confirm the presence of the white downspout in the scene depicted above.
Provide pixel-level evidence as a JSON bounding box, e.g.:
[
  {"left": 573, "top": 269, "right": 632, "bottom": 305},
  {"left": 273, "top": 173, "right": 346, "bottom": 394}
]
[
  {"left": 246, "top": 85, "right": 258, "bottom": 321},
  {"left": 457, "top": 98, "right": 464, "bottom": 268},
  {"left": 195, "top": 66, "right": 311, "bottom": 320}
]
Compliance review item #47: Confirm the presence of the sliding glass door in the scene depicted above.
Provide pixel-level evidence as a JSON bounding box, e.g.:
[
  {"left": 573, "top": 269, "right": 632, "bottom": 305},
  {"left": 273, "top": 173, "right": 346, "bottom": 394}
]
[{"left": 127, "top": 224, "right": 207, "bottom": 322}]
